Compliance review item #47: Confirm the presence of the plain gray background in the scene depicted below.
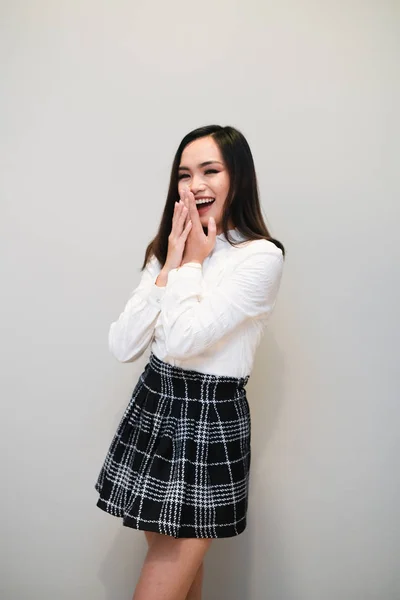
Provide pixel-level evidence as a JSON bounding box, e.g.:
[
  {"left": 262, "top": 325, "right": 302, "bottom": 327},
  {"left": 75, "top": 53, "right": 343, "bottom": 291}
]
[{"left": 1, "top": 1, "right": 399, "bottom": 599}]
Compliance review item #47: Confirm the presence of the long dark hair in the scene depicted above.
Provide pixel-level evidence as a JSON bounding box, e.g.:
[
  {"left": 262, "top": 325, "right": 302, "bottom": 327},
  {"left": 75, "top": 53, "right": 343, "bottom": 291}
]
[{"left": 141, "top": 125, "right": 285, "bottom": 269}]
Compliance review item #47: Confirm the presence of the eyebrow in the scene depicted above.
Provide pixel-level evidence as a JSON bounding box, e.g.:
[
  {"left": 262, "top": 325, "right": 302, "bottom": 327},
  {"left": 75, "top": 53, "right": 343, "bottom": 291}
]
[{"left": 178, "top": 160, "right": 223, "bottom": 171}]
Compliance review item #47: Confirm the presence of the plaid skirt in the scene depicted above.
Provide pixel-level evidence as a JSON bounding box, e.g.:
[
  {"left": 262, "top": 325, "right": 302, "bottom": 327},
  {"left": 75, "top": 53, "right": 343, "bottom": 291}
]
[{"left": 95, "top": 352, "right": 251, "bottom": 538}]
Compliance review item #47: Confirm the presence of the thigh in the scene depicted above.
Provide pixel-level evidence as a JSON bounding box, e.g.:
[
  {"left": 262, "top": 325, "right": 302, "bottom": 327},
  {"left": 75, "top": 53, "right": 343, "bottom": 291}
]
[
  {"left": 134, "top": 536, "right": 212, "bottom": 600},
  {"left": 144, "top": 530, "right": 157, "bottom": 548}
]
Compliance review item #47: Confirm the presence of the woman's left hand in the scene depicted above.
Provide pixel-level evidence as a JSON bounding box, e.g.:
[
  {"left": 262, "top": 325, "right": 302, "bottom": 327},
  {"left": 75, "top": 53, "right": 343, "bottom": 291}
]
[{"left": 180, "top": 187, "right": 216, "bottom": 266}]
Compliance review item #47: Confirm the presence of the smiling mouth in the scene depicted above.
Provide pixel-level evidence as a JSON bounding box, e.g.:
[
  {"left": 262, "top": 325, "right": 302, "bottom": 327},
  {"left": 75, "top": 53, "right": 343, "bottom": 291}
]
[{"left": 195, "top": 199, "right": 215, "bottom": 209}]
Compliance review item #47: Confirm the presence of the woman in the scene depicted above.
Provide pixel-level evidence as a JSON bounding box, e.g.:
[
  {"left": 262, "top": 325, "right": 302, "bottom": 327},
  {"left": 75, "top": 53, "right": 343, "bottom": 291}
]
[{"left": 95, "top": 125, "right": 285, "bottom": 600}]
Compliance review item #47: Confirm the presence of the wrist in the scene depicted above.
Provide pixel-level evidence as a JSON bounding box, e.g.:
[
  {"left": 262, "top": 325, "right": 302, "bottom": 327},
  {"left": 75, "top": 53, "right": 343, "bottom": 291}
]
[{"left": 156, "top": 270, "right": 169, "bottom": 287}]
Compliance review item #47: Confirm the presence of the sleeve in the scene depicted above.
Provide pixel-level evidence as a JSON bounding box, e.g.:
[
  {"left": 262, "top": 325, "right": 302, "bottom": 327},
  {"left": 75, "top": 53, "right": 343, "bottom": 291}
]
[
  {"left": 108, "top": 254, "right": 165, "bottom": 363},
  {"left": 160, "top": 246, "right": 284, "bottom": 360}
]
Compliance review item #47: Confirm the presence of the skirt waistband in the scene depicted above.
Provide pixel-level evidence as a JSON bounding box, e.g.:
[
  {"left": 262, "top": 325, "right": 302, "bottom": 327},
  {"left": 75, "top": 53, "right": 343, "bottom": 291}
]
[{"left": 148, "top": 352, "right": 250, "bottom": 389}]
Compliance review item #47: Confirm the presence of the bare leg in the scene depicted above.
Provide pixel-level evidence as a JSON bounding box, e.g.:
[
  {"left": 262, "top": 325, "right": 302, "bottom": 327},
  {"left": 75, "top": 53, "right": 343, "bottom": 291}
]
[
  {"left": 144, "top": 532, "right": 205, "bottom": 600},
  {"left": 144, "top": 530, "right": 157, "bottom": 548},
  {"left": 185, "top": 561, "right": 204, "bottom": 600},
  {"left": 135, "top": 531, "right": 211, "bottom": 600}
]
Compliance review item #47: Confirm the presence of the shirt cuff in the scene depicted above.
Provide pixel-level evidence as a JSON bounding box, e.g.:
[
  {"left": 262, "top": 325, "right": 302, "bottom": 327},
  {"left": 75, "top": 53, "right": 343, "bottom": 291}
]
[
  {"left": 146, "top": 281, "right": 166, "bottom": 308},
  {"left": 167, "top": 263, "right": 203, "bottom": 286},
  {"left": 179, "top": 262, "right": 203, "bottom": 269}
]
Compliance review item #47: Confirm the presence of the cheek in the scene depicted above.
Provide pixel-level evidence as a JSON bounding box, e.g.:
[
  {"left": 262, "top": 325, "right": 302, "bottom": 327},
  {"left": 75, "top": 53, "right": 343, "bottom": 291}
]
[{"left": 216, "top": 175, "right": 230, "bottom": 200}]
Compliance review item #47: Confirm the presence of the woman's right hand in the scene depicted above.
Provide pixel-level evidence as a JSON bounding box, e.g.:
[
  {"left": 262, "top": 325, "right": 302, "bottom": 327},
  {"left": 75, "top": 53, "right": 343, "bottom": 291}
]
[{"left": 156, "top": 200, "right": 192, "bottom": 286}]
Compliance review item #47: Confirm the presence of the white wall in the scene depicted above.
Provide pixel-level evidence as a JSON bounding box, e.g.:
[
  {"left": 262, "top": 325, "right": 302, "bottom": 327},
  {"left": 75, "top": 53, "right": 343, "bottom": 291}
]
[{"left": 1, "top": 1, "right": 399, "bottom": 599}]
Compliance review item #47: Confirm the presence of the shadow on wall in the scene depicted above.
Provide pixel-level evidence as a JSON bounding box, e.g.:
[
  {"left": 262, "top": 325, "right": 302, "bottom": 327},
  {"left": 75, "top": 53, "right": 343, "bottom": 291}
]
[{"left": 203, "top": 330, "right": 287, "bottom": 600}]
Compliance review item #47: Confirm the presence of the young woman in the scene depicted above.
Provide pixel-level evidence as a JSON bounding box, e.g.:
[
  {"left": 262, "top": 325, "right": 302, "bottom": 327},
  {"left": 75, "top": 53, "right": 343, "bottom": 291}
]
[{"left": 95, "top": 125, "right": 285, "bottom": 600}]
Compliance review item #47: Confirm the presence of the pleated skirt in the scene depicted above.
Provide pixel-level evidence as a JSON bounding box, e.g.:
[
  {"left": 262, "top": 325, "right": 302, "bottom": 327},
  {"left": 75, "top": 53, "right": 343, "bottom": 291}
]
[{"left": 95, "top": 352, "right": 251, "bottom": 538}]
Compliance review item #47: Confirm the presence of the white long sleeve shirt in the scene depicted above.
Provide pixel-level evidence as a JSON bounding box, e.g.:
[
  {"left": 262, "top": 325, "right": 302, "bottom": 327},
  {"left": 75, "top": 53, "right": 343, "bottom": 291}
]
[{"left": 108, "top": 228, "right": 284, "bottom": 378}]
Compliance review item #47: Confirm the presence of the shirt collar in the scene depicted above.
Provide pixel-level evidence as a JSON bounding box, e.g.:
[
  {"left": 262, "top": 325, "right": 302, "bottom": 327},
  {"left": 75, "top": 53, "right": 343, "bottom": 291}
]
[{"left": 216, "top": 228, "right": 248, "bottom": 243}]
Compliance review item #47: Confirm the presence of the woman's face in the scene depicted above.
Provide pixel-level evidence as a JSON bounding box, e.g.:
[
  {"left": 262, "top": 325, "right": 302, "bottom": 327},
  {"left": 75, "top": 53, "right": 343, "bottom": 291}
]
[{"left": 178, "top": 136, "right": 231, "bottom": 234}]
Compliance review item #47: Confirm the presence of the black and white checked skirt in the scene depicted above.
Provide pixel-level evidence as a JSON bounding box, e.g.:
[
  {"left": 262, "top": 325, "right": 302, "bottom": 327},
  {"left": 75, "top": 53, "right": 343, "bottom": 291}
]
[{"left": 95, "top": 352, "right": 251, "bottom": 538}]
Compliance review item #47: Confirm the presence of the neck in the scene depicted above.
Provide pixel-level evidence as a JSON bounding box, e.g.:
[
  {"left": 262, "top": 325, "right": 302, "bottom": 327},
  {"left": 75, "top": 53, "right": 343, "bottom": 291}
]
[{"left": 216, "top": 221, "right": 235, "bottom": 235}]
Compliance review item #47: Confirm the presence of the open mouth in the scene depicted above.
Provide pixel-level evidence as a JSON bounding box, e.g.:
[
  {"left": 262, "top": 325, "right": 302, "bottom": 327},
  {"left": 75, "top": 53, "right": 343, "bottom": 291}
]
[{"left": 195, "top": 199, "right": 215, "bottom": 210}]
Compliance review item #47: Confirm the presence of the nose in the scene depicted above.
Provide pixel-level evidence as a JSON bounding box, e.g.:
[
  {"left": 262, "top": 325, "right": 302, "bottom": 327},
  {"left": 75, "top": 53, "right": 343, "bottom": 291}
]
[{"left": 188, "top": 173, "right": 206, "bottom": 194}]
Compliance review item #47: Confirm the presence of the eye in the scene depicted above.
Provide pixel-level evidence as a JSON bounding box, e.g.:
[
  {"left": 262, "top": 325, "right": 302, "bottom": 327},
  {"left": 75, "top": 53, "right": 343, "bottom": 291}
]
[
  {"left": 178, "top": 173, "right": 189, "bottom": 180},
  {"left": 205, "top": 169, "right": 219, "bottom": 175}
]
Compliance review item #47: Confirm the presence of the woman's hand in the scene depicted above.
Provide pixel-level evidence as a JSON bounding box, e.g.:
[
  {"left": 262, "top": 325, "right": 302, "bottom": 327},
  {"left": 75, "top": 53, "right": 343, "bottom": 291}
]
[
  {"left": 180, "top": 187, "right": 217, "bottom": 266},
  {"left": 165, "top": 199, "right": 193, "bottom": 271},
  {"left": 156, "top": 199, "right": 192, "bottom": 286}
]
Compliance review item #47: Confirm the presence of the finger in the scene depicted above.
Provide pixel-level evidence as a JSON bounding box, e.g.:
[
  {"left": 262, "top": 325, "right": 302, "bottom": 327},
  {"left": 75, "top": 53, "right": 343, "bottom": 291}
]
[
  {"left": 181, "top": 187, "right": 189, "bottom": 209},
  {"left": 207, "top": 216, "right": 217, "bottom": 244},
  {"left": 171, "top": 201, "right": 184, "bottom": 232},
  {"left": 182, "top": 205, "right": 190, "bottom": 228},
  {"left": 177, "top": 204, "right": 188, "bottom": 230},
  {"left": 187, "top": 191, "right": 202, "bottom": 231},
  {"left": 172, "top": 200, "right": 183, "bottom": 221},
  {"left": 182, "top": 219, "right": 192, "bottom": 241}
]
